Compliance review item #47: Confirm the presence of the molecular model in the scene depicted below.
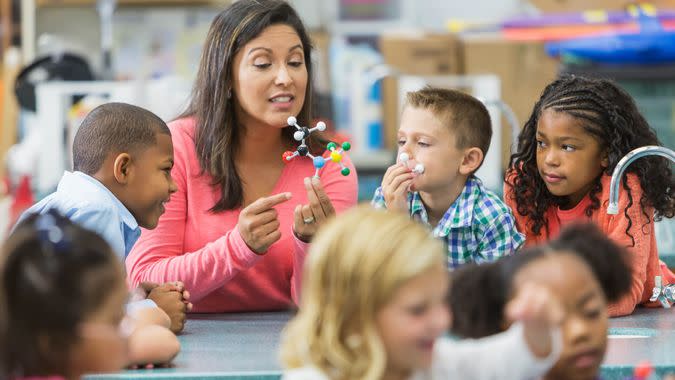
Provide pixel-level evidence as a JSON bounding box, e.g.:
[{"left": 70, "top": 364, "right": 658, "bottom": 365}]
[
  {"left": 282, "top": 116, "right": 352, "bottom": 178},
  {"left": 399, "top": 152, "right": 425, "bottom": 174}
]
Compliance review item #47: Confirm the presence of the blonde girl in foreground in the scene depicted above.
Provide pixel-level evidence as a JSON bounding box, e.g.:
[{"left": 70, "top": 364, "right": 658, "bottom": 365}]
[{"left": 280, "top": 206, "right": 565, "bottom": 380}]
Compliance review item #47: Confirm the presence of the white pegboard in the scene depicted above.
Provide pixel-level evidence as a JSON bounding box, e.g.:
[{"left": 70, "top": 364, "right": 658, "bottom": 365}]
[{"left": 29, "top": 78, "right": 191, "bottom": 195}]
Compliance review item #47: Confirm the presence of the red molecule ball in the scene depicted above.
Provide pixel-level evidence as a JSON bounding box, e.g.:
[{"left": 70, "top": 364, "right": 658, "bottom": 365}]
[{"left": 282, "top": 151, "right": 295, "bottom": 163}]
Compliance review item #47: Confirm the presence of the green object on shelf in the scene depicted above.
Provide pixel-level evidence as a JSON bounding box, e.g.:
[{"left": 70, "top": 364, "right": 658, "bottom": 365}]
[{"left": 618, "top": 79, "right": 675, "bottom": 150}]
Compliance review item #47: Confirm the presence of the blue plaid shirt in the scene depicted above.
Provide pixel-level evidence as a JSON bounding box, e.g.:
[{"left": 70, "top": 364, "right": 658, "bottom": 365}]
[{"left": 372, "top": 176, "right": 524, "bottom": 269}]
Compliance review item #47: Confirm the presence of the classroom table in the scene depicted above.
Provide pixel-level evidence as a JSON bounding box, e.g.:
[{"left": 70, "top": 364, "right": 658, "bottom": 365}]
[
  {"left": 605, "top": 307, "right": 675, "bottom": 378},
  {"left": 661, "top": 252, "right": 675, "bottom": 269},
  {"left": 87, "top": 308, "right": 674, "bottom": 380}
]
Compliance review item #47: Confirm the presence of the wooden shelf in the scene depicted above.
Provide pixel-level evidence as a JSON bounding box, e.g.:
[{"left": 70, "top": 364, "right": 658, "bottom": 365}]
[{"left": 37, "top": 0, "right": 228, "bottom": 7}]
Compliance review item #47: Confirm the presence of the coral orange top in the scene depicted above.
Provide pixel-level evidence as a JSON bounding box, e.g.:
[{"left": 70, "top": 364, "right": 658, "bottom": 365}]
[{"left": 504, "top": 173, "right": 674, "bottom": 317}]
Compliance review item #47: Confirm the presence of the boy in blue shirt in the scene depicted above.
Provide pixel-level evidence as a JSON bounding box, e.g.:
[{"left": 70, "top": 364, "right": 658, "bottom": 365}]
[{"left": 19, "top": 102, "right": 189, "bottom": 333}]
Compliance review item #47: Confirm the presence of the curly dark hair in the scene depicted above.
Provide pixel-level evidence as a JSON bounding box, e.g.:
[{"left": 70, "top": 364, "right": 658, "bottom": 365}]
[
  {"left": 449, "top": 223, "right": 632, "bottom": 339},
  {"left": 506, "top": 75, "right": 674, "bottom": 244}
]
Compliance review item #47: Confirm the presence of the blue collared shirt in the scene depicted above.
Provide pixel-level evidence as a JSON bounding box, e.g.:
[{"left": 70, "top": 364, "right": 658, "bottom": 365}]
[
  {"left": 372, "top": 176, "right": 524, "bottom": 269},
  {"left": 17, "top": 171, "right": 141, "bottom": 260}
]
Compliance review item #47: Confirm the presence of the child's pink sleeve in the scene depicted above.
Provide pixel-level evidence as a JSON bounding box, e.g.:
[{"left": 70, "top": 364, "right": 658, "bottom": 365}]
[
  {"left": 289, "top": 154, "right": 358, "bottom": 304},
  {"left": 605, "top": 176, "right": 654, "bottom": 317}
]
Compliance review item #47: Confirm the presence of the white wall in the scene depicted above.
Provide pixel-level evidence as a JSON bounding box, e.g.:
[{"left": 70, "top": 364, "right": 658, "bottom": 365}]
[
  {"left": 288, "top": 0, "right": 536, "bottom": 30},
  {"left": 36, "top": 5, "right": 219, "bottom": 75},
  {"left": 36, "top": 7, "right": 100, "bottom": 68},
  {"left": 32, "top": 1, "right": 539, "bottom": 76},
  {"left": 409, "top": 0, "right": 536, "bottom": 27}
]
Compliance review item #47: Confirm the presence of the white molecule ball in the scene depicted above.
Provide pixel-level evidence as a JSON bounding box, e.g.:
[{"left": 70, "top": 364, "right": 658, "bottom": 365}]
[
  {"left": 287, "top": 116, "right": 297, "bottom": 126},
  {"left": 399, "top": 152, "right": 410, "bottom": 163},
  {"left": 293, "top": 130, "right": 305, "bottom": 141},
  {"left": 316, "top": 121, "right": 327, "bottom": 131},
  {"left": 413, "top": 163, "right": 425, "bottom": 174}
]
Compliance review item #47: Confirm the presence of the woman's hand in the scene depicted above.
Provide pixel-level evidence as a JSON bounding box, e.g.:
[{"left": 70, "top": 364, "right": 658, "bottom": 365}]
[
  {"left": 293, "top": 177, "right": 335, "bottom": 242},
  {"left": 238, "top": 192, "right": 292, "bottom": 254}
]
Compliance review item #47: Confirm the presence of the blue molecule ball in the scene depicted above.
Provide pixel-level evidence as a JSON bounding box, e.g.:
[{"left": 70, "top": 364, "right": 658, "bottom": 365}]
[{"left": 313, "top": 156, "right": 326, "bottom": 169}]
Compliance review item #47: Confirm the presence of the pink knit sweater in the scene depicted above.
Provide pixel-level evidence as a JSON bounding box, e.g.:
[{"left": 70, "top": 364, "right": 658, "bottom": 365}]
[{"left": 126, "top": 118, "right": 358, "bottom": 312}]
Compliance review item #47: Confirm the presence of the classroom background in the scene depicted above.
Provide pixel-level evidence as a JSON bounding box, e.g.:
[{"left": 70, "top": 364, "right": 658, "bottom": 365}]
[
  {"left": 1, "top": 0, "right": 675, "bottom": 379},
  {"left": 4, "top": 0, "right": 672, "bottom": 258}
]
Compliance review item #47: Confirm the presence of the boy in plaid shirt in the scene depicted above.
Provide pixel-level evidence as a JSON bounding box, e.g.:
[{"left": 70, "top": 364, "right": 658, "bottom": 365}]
[{"left": 372, "top": 87, "right": 524, "bottom": 269}]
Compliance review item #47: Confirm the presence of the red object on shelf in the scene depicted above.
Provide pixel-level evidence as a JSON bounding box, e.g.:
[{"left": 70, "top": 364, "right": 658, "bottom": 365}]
[
  {"left": 8, "top": 175, "right": 34, "bottom": 230},
  {"left": 634, "top": 360, "right": 653, "bottom": 379}
]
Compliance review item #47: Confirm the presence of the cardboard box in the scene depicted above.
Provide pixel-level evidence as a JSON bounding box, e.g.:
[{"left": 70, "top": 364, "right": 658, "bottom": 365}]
[
  {"left": 309, "top": 30, "right": 331, "bottom": 94},
  {"left": 381, "top": 78, "right": 399, "bottom": 150},
  {"left": 380, "top": 32, "right": 463, "bottom": 75},
  {"left": 379, "top": 32, "right": 463, "bottom": 149},
  {"left": 462, "top": 33, "right": 559, "bottom": 169},
  {"left": 378, "top": 31, "right": 558, "bottom": 168},
  {"left": 530, "top": 0, "right": 675, "bottom": 12}
]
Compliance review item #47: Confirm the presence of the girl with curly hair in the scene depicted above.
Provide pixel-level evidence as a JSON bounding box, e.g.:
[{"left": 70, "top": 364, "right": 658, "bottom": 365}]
[{"left": 505, "top": 75, "right": 675, "bottom": 317}]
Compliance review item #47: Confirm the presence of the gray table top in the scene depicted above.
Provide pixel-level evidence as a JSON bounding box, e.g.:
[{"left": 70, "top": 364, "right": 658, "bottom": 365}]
[
  {"left": 90, "top": 313, "right": 287, "bottom": 380},
  {"left": 88, "top": 308, "right": 674, "bottom": 380}
]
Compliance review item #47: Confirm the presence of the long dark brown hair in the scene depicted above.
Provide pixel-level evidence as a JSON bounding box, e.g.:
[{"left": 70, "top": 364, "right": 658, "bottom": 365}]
[{"left": 181, "top": 0, "right": 321, "bottom": 212}]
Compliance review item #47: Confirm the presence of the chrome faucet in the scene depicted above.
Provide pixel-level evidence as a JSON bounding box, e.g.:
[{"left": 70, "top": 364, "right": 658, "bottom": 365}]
[
  {"left": 650, "top": 275, "right": 675, "bottom": 308},
  {"left": 607, "top": 146, "right": 675, "bottom": 215}
]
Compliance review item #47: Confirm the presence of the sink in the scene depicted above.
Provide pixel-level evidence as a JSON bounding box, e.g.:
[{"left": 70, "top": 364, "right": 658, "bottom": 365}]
[{"left": 608, "top": 328, "right": 658, "bottom": 339}]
